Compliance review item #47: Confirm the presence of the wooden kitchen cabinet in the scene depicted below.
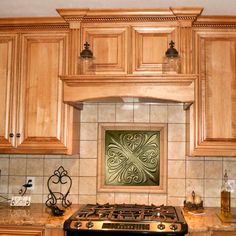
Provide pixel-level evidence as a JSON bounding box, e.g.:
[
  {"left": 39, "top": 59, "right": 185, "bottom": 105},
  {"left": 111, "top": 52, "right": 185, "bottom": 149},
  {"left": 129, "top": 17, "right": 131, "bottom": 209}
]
[
  {"left": 81, "top": 25, "right": 128, "bottom": 74},
  {"left": 0, "top": 227, "right": 44, "bottom": 236},
  {"left": 0, "top": 227, "right": 65, "bottom": 236},
  {"left": 0, "top": 27, "right": 79, "bottom": 154},
  {"left": 81, "top": 24, "right": 178, "bottom": 75},
  {"left": 0, "top": 33, "right": 18, "bottom": 150},
  {"left": 131, "top": 26, "right": 178, "bottom": 74},
  {"left": 44, "top": 228, "right": 65, "bottom": 236},
  {"left": 188, "top": 29, "right": 236, "bottom": 156}
]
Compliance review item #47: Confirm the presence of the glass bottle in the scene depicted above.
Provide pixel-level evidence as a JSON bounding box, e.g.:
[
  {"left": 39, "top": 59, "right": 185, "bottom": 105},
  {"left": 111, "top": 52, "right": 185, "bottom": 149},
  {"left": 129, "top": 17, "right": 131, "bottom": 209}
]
[{"left": 221, "top": 170, "right": 231, "bottom": 217}]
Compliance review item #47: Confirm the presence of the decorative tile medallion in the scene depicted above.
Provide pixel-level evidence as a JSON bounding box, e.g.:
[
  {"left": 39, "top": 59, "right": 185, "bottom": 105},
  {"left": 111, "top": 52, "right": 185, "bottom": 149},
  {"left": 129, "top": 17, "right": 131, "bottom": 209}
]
[
  {"left": 98, "top": 123, "right": 167, "bottom": 193},
  {"left": 105, "top": 130, "right": 160, "bottom": 186}
]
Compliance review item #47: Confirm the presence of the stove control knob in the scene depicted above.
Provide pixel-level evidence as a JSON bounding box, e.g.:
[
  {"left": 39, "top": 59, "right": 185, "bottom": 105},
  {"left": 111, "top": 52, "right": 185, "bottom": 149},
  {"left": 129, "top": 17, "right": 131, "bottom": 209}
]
[
  {"left": 170, "top": 224, "right": 178, "bottom": 231},
  {"left": 74, "top": 221, "right": 82, "bottom": 229},
  {"left": 86, "top": 221, "right": 94, "bottom": 229},
  {"left": 157, "top": 223, "right": 165, "bottom": 230}
]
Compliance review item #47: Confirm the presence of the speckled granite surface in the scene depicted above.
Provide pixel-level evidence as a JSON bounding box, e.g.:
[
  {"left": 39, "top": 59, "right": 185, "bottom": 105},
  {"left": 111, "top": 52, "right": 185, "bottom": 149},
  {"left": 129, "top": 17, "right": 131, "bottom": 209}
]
[
  {"left": 0, "top": 203, "right": 79, "bottom": 228},
  {"left": 183, "top": 208, "right": 236, "bottom": 232},
  {"left": 0, "top": 203, "right": 236, "bottom": 233}
]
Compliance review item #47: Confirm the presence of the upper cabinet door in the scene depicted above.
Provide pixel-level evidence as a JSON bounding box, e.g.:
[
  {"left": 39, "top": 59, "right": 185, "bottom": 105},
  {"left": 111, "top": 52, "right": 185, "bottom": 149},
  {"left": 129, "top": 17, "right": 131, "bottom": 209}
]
[
  {"left": 191, "top": 30, "right": 236, "bottom": 156},
  {"left": 0, "top": 34, "right": 18, "bottom": 149},
  {"left": 82, "top": 26, "right": 128, "bottom": 74},
  {"left": 16, "top": 33, "right": 70, "bottom": 153},
  {"left": 132, "top": 27, "right": 177, "bottom": 74}
]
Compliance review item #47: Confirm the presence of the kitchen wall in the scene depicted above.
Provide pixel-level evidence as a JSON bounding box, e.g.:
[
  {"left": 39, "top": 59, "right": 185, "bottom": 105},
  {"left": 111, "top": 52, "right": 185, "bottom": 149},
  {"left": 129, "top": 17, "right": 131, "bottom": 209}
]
[{"left": 0, "top": 102, "right": 236, "bottom": 207}]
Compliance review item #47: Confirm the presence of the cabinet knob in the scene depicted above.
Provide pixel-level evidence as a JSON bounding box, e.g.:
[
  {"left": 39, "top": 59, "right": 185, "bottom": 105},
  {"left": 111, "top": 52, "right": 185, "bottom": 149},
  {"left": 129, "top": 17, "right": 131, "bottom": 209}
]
[
  {"left": 9, "top": 133, "right": 14, "bottom": 138},
  {"left": 16, "top": 133, "right": 21, "bottom": 138}
]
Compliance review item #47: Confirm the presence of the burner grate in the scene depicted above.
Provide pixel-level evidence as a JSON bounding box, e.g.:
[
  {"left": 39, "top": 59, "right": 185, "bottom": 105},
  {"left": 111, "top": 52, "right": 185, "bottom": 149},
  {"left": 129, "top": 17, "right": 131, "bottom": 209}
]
[{"left": 64, "top": 203, "right": 188, "bottom": 236}]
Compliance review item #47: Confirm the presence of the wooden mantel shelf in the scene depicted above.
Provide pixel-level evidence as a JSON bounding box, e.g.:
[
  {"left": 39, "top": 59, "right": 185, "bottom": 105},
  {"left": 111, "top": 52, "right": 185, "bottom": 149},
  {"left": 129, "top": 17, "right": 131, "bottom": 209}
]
[{"left": 60, "top": 74, "right": 197, "bottom": 106}]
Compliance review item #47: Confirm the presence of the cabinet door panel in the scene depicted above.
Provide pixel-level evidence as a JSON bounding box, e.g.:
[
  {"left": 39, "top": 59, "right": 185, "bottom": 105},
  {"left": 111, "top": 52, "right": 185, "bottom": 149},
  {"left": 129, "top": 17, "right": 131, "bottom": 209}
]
[
  {"left": 204, "top": 39, "right": 236, "bottom": 140},
  {"left": 190, "top": 31, "right": 236, "bottom": 156},
  {"left": 0, "top": 35, "right": 17, "bottom": 149},
  {"left": 17, "top": 33, "right": 69, "bottom": 153},
  {"left": 82, "top": 27, "right": 128, "bottom": 74},
  {"left": 0, "top": 227, "right": 43, "bottom": 236},
  {"left": 132, "top": 27, "right": 177, "bottom": 74}
]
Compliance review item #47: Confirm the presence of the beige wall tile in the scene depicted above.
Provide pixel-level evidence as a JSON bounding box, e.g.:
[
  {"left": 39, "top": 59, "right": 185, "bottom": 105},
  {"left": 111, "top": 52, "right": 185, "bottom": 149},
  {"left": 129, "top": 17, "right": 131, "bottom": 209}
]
[
  {"left": 130, "top": 193, "right": 149, "bottom": 204},
  {"left": 186, "top": 160, "right": 204, "bottom": 179},
  {"left": 81, "top": 104, "right": 98, "bottom": 122},
  {"left": 205, "top": 161, "right": 222, "bottom": 179},
  {"left": 8, "top": 176, "right": 25, "bottom": 194},
  {"left": 205, "top": 157, "right": 222, "bottom": 161},
  {"left": 231, "top": 198, "right": 236, "bottom": 208},
  {"left": 66, "top": 194, "right": 79, "bottom": 205},
  {"left": 97, "top": 193, "right": 115, "bottom": 204},
  {"left": 223, "top": 160, "right": 236, "bottom": 179},
  {"left": 27, "top": 155, "right": 44, "bottom": 159},
  {"left": 79, "top": 195, "right": 97, "bottom": 204},
  {"left": 0, "top": 157, "right": 9, "bottom": 175},
  {"left": 80, "top": 123, "right": 98, "bottom": 141},
  {"left": 80, "top": 159, "right": 97, "bottom": 176},
  {"left": 32, "top": 176, "right": 43, "bottom": 194},
  {"left": 9, "top": 158, "right": 26, "bottom": 176},
  {"left": 62, "top": 158, "right": 79, "bottom": 177},
  {"left": 168, "top": 124, "right": 186, "bottom": 141},
  {"left": 43, "top": 176, "right": 60, "bottom": 194},
  {"left": 79, "top": 177, "right": 96, "bottom": 194},
  {"left": 98, "top": 104, "right": 116, "bottom": 122},
  {"left": 148, "top": 194, "right": 167, "bottom": 205},
  {"left": 187, "top": 156, "right": 205, "bottom": 161},
  {"left": 62, "top": 177, "right": 78, "bottom": 194},
  {"left": 168, "top": 142, "right": 186, "bottom": 160},
  {"left": 168, "top": 197, "right": 185, "bottom": 206},
  {"left": 80, "top": 141, "right": 97, "bottom": 158},
  {"left": 116, "top": 104, "right": 134, "bottom": 122},
  {"left": 30, "top": 194, "right": 43, "bottom": 203},
  {"left": 167, "top": 105, "right": 186, "bottom": 124},
  {"left": 168, "top": 160, "right": 185, "bottom": 178},
  {"left": 0, "top": 176, "right": 8, "bottom": 193},
  {"left": 114, "top": 193, "right": 131, "bottom": 204},
  {"left": 44, "top": 159, "right": 62, "bottom": 176},
  {"left": 186, "top": 179, "right": 204, "bottom": 197},
  {"left": 204, "top": 179, "right": 222, "bottom": 198},
  {"left": 0, "top": 155, "right": 10, "bottom": 158},
  {"left": 134, "top": 103, "right": 150, "bottom": 122},
  {"left": 204, "top": 197, "right": 220, "bottom": 207},
  {"left": 26, "top": 158, "right": 44, "bottom": 176},
  {"left": 168, "top": 179, "right": 185, "bottom": 197},
  {"left": 150, "top": 105, "right": 168, "bottom": 123}
]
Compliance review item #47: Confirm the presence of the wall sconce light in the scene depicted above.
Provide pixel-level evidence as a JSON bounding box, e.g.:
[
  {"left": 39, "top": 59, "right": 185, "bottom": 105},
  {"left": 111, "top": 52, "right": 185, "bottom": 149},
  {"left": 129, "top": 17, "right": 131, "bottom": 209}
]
[
  {"left": 78, "top": 41, "right": 95, "bottom": 75},
  {"left": 163, "top": 40, "right": 181, "bottom": 73}
]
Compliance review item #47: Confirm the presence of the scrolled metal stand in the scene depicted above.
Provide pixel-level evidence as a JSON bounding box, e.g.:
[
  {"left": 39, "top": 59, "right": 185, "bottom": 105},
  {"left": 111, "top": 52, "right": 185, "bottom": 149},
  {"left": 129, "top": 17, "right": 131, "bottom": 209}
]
[{"left": 45, "top": 166, "right": 72, "bottom": 208}]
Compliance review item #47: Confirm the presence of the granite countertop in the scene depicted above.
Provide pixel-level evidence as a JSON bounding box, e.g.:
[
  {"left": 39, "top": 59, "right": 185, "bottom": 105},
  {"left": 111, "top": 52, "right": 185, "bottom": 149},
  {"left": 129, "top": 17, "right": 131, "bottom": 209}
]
[
  {"left": 183, "top": 208, "right": 236, "bottom": 233},
  {"left": 0, "top": 203, "right": 79, "bottom": 228},
  {"left": 1, "top": 203, "right": 236, "bottom": 233}
]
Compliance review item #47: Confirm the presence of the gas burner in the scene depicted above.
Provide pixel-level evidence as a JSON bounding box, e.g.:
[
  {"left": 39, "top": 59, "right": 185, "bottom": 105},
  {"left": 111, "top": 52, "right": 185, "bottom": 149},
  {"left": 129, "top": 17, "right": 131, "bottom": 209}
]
[{"left": 64, "top": 203, "right": 188, "bottom": 236}]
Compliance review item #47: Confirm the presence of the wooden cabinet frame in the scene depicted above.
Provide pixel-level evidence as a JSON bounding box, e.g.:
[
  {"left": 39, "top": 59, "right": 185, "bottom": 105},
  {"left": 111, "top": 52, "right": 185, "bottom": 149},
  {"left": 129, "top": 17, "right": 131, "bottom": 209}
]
[
  {"left": 0, "top": 19, "right": 79, "bottom": 155},
  {"left": 188, "top": 29, "right": 236, "bottom": 156}
]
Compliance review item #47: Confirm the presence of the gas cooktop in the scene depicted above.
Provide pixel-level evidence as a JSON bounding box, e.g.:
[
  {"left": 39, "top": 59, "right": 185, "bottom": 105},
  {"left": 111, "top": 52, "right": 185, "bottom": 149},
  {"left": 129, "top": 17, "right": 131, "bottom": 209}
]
[{"left": 64, "top": 203, "right": 188, "bottom": 236}]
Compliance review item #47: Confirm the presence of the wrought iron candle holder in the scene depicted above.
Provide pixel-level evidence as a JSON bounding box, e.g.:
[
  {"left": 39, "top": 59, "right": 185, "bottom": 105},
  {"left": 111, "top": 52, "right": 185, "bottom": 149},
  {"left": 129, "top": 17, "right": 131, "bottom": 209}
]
[{"left": 45, "top": 166, "right": 72, "bottom": 209}]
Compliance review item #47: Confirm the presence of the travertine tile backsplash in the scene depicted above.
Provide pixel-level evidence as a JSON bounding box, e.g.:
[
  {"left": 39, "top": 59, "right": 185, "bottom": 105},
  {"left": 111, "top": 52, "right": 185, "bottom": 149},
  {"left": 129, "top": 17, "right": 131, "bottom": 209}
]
[{"left": 0, "top": 102, "right": 236, "bottom": 207}]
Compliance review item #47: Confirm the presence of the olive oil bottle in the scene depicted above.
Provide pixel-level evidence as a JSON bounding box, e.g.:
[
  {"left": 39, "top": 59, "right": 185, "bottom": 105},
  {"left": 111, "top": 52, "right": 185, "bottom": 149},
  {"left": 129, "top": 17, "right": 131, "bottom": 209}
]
[{"left": 221, "top": 170, "right": 232, "bottom": 217}]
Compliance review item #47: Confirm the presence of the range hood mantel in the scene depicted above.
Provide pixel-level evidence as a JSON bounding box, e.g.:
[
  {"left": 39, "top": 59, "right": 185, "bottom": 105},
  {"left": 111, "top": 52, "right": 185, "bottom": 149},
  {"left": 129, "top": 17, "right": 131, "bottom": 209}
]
[{"left": 60, "top": 74, "right": 197, "bottom": 107}]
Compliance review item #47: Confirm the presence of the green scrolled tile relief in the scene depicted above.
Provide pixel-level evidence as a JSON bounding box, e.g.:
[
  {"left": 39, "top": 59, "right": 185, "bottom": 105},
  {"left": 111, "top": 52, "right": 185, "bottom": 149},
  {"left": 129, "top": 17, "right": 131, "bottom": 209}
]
[{"left": 105, "top": 130, "right": 160, "bottom": 186}]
